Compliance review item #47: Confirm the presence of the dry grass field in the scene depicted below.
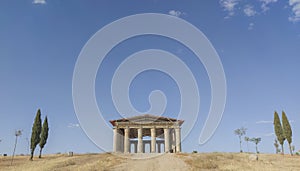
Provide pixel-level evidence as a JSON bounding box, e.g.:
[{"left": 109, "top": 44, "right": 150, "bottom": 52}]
[
  {"left": 1, "top": 152, "right": 300, "bottom": 171},
  {"left": 179, "top": 153, "right": 300, "bottom": 171},
  {"left": 0, "top": 153, "right": 124, "bottom": 171}
]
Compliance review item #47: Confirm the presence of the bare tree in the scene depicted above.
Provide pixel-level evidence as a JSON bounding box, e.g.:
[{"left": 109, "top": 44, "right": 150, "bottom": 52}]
[
  {"left": 291, "top": 145, "right": 295, "bottom": 155},
  {"left": 234, "top": 127, "right": 247, "bottom": 153},
  {"left": 250, "top": 137, "right": 261, "bottom": 154},
  {"left": 11, "top": 130, "right": 22, "bottom": 165},
  {"left": 244, "top": 137, "right": 250, "bottom": 153}
]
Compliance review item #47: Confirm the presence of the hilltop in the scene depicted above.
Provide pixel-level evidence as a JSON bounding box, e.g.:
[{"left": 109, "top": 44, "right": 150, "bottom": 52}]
[{"left": 1, "top": 152, "right": 299, "bottom": 171}]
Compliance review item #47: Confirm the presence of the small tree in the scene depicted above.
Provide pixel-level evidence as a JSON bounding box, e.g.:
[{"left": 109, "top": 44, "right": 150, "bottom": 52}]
[
  {"left": 274, "top": 111, "right": 285, "bottom": 154},
  {"left": 244, "top": 136, "right": 250, "bottom": 153},
  {"left": 274, "top": 139, "right": 280, "bottom": 154},
  {"left": 234, "top": 127, "right": 247, "bottom": 153},
  {"left": 11, "top": 130, "right": 22, "bottom": 165},
  {"left": 282, "top": 111, "right": 293, "bottom": 156},
  {"left": 39, "top": 116, "right": 49, "bottom": 158},
  {"left": 250, "top": 137, "right": 261, "bottom": 154},
  {"left": 291, "top": 145, "right": 295, "bottom": 154},
  {"left": 30, "top": 109, "right": 42, "bottom": 160}
]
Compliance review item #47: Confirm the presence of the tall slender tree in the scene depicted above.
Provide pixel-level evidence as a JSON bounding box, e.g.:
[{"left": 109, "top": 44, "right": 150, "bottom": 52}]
[
  {"left": 11, "top": 130, "right": 22, "bottom": 165},
  {"left": 39, "top": 116, "right": 49, "bottom": 158},
  {"left": 250, "top": 137, "right": 261, "bottom": 154},
  {"left": 282, "top": 111, "right": 293, "bottom": 156},
  {"left": 30, "top": 109, "right": 42, "bottom": 160},
  {"left": 234, "top": 127, "right": 247, "bottom": 153},
  {"left": 273, "top": 111, "right": 285, "bottom": 154},
  {"left": 244, "top": 136, "right": 250, "bottom": 153}
]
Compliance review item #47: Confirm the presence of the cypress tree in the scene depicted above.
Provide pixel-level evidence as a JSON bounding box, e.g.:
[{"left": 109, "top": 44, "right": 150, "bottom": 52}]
[
  {"left": 30, "top": 109, "right": 42, "bottom": 160},
  {"left": 273, "top": 111, "right": 285, "bottom": 154},
  {"left": 39, "top": 116, "right": 49, "bottom": 158},
  {"left": 282, "top": 111, "right": 293, "bottom": 156}
]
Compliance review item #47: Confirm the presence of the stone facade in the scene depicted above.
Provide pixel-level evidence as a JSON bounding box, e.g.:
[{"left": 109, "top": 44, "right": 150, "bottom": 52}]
[{"left": 110, "top": 114, "right": 183, "bottom": 153}]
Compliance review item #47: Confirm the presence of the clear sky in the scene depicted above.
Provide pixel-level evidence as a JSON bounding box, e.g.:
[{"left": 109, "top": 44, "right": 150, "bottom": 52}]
[{"left": 1, "top": 0, "right": 300, "bottom": 155}]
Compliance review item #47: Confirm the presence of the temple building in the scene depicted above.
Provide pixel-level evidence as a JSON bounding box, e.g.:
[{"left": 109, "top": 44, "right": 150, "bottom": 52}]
[{"left": 110, "top": 114, "right": 184, "bottom": 153}]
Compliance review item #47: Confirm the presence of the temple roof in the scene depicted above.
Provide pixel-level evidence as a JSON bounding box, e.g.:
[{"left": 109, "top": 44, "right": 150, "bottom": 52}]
[{"left": 109, "top": 114, "right": 184, "bottom": 126}]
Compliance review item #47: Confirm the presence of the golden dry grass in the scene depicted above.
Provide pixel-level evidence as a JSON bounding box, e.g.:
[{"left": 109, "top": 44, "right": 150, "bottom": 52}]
[
  {"left": 0, "top": 153, "right": 124, "bottom": 171},
  {"left": 1, "top": 152, "right": 300, "bottom": 171},
  {"left": 178, "top": 152, "right": 300, "bottom": 171}
]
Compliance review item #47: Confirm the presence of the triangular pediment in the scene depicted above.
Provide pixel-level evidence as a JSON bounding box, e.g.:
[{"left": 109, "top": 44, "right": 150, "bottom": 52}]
[
  {"left": 109, "top": 114, "right": 183, "bottom": 126},
  {"left": 126, "top": 114, "right": 176, "bottom": 122}
]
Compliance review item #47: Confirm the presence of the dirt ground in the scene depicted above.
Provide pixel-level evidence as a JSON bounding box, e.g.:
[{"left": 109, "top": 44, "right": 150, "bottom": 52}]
[
  {"left": 1, "top": 152, "right": 300, "bottom": 171},
  {"left": 111, "top": 153, "right": 189, "bottom": 171}
]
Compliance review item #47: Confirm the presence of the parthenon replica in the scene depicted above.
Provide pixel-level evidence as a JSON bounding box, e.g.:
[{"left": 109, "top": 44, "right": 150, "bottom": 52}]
[{"left": 110, "top": 114, "right": 184, "bottom": 153}]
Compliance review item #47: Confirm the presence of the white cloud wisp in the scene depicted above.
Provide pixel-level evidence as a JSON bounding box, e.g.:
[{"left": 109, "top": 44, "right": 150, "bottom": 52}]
[
  {"left": 289, "top": 0, "right": 300, "bottom": 22},
  {"left": 33, "top": 0, "right": 46, "bottom": 4},
  {"left": 168, "top": 10, "right": 185, "bottom": 17},
  {"left": 220, "top": 0, "right": 240, "bottom": 17}
]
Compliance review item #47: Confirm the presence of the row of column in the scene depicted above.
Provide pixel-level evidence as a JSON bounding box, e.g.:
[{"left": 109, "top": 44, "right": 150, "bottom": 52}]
[
  {"left": 128, "top": 141, "right": 164, "bottom": 153},
  {"left": 113, "top": 127, "right": 181, "bottom": 153}
]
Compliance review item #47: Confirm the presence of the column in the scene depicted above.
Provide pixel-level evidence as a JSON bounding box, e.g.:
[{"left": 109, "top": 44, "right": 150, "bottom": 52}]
[
  {"left": 157, "top": 142, "right": 161, "bottom": 153},
  {"left": 134, "top": 142, "right": 137, "bottom": 153},
  {"left": 129, "top": 142, "right": 132, "bottom": 153},
  {"left": 124, "top": 127, "right": 130, "bottom": 153},
  {"left": 117, "top": 129, "right": 123, "bottom": 152},
  {"left": 119, "top": 130, "right": 124, "bottom": 152},
  {"left": 164, "top": 128, "right": 170, "bottom": 152},
  {"left": 137, "top": 128, "right": 143, "bottom": 153},
  {"left": 175, "top": 128, "right": 181, "bottom": 153},
  {"left": 151, "top": 128, "right": 156, "bottom": 153},
  {"left": 171, "top": 129, "right": 176, "bottom": 152},
  {"left": 113, "top": 128, "right": 118, "bottom": 152}
]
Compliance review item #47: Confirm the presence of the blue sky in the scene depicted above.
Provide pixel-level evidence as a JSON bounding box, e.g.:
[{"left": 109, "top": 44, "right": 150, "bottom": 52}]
[{"left": 1, "top": 0, "right": 300, "bottom": 155}]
